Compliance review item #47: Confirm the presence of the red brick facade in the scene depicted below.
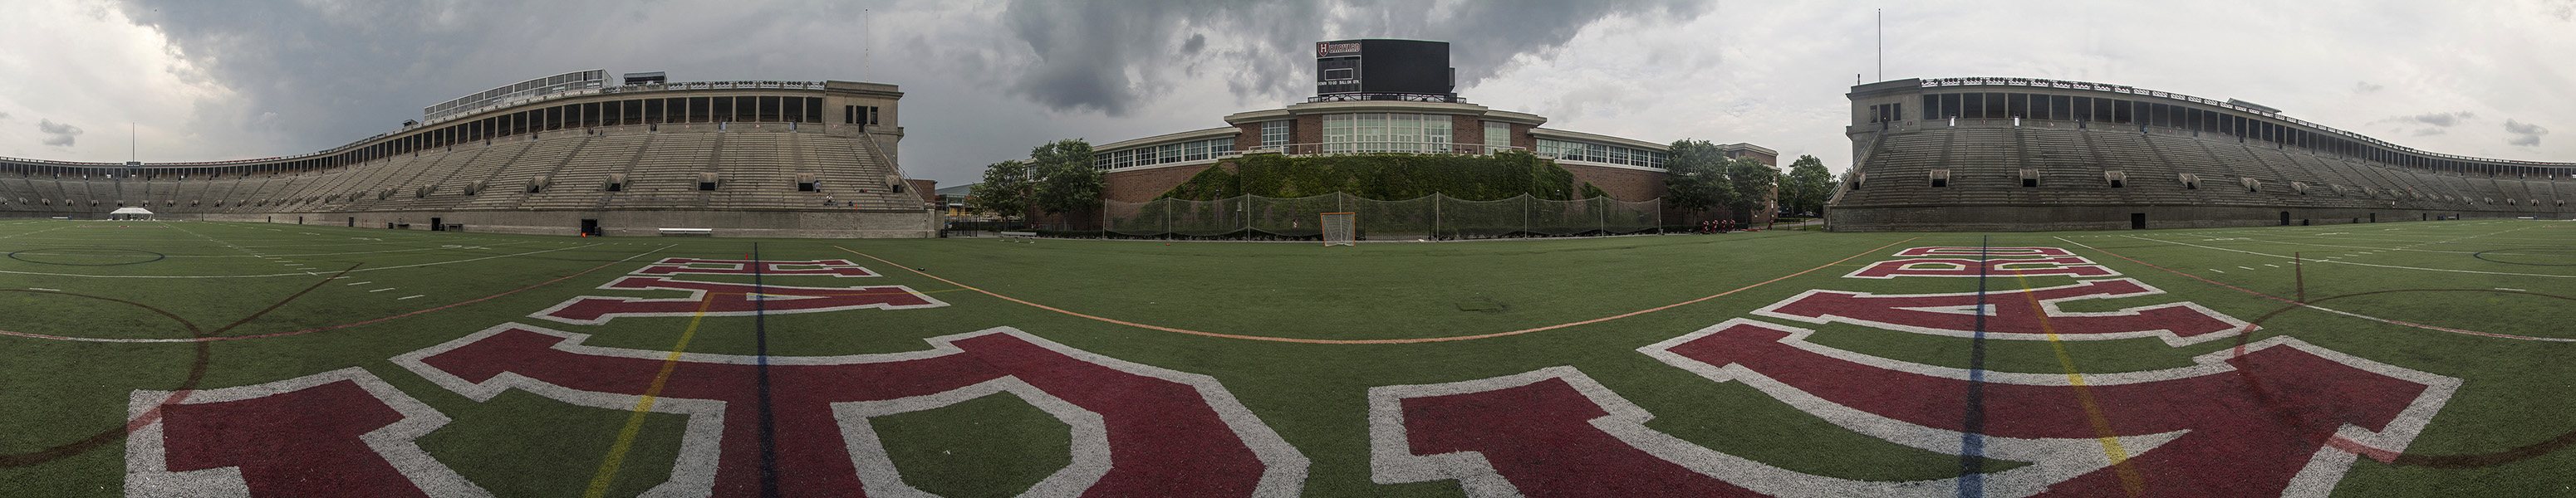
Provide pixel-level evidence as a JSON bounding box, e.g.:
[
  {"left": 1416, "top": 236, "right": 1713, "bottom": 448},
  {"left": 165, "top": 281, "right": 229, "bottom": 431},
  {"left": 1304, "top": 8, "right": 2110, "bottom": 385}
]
[
  {"left": 1232, "top": 122, "right": 1262, "bottom": 151},
  {"left": 1561, "top": 164, "right": 1668, "bottom": 203},
  {"left": 1102, "top": 162, "right": 1229, "bottom": 203}
]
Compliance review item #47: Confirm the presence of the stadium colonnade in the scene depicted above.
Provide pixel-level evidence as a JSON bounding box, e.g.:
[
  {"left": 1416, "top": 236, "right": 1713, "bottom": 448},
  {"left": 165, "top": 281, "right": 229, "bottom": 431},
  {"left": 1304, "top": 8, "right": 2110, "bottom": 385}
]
[
  {"left": 0, "top": 71, "right": 939, "bottom": 238},
  {"left": 1833, "top": 77, "right": 2576, "bottom": 231}
]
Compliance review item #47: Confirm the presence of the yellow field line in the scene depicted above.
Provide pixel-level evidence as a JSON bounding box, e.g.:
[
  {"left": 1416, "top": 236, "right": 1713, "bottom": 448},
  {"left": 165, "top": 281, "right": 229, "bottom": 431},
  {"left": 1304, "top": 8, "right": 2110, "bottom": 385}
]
[
  {"left": 2010, "top": 270, "right": 2146, "bottom": 496},
  {"left": 834, "top": 237, "right": 1918, "bottom": 344},
  {"left": 582, "top": 291, "right": 720, "bottom": 498}
]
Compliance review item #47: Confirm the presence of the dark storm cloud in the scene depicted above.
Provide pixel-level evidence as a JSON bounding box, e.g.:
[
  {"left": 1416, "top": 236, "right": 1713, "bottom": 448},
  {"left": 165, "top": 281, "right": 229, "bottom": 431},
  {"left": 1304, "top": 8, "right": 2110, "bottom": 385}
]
[
  {"left": 2505, "top": 119, "right": 2549, "bottom": 146},
  {"left": 38, "top": 119, "right": 83, "bottom": 147},
  {"left": 990, "top": 0, "right": 1710, "bottom": 115},
  {"left": 113, "top": 0, "right": 528, "bottom": 150}
]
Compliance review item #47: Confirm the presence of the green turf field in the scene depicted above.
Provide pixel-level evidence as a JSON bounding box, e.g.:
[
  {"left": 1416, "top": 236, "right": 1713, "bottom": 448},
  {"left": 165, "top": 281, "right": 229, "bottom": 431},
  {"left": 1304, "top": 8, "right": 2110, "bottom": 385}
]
[{"left": 1, "top": 218, "right": 2571, "bottom": 496}]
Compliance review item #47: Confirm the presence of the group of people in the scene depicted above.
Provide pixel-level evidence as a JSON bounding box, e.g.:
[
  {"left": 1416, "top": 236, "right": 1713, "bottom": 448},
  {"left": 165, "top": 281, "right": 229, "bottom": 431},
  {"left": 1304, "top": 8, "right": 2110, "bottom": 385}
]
[{"left": 1697, "top": 218, "right": 1738, "bottom": 233}]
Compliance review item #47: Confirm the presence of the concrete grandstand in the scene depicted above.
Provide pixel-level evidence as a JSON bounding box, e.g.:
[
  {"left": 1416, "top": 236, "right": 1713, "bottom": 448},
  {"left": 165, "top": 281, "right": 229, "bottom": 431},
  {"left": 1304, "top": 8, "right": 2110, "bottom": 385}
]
[
  {"left": 1833, "top": 77, "right": 2576, "bottom": 231},
  {"left": 0, "top": 72, "right": 940, "bottom": 238}
]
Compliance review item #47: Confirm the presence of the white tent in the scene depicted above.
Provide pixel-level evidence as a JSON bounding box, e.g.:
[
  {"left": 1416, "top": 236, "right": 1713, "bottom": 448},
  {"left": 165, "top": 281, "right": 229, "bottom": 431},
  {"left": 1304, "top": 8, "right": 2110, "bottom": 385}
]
[{"left": 107, "top": 207, "right": 155, "bottom": 221}]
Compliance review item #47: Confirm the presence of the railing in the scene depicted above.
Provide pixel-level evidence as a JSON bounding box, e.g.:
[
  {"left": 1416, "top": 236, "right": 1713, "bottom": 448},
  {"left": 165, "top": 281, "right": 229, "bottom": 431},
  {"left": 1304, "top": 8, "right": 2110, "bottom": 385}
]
[
  {"left": 0, "top": 80, "right": 841, "bottom": 172},
  {"left": 1305, "top": 93, "right": 1462, "bottom": 104},
  {"left": 1916, "top": 76, "right": 2576, "bottom": 168},
  {"left": 1242, "top": 142, "right": 1528, "bottom": 156},
  {"left": 420, "top": 80, "right": 827, "bottom": 128}
]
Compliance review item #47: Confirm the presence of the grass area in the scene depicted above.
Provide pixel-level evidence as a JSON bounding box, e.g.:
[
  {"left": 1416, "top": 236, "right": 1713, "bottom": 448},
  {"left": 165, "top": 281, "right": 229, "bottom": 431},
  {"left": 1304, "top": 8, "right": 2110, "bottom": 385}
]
[{"left": 1, "top": 218, "right": 2572, "bottom": 496}]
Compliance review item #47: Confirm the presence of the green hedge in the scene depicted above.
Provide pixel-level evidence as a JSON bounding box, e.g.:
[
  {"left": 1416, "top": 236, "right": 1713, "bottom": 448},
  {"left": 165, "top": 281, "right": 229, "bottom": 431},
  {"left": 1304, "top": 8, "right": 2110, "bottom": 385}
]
[{"left": 1159, "top": 151, "right": 1582, "bottom": 202}]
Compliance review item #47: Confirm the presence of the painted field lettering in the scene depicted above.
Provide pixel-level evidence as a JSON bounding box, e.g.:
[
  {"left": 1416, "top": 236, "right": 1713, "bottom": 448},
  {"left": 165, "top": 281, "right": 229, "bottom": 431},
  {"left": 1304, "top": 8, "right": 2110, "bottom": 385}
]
[
  {"left": 633, "top": 258, "right": 881, "bottom": 277},
  {"left": 126, "top": 368, "right": 486, "bottom": 497},
  {"left": 1892, "top": 247, "right": 2076, "bottom": 257},
  {"left": 1844, "top": 256, "right": 2120, "bottom": 280},
  {"left": 1371, "top": 319, "right": 2459, "bottom": 497},
  {"left": 393, "top": 324, "right": 1307, "bottom": 497},
  {"left": 1754, "top": 278, "right": 2253, "bottom": 346},
  {"left": 532, "top": 276, "right": 945, "bottom": 325}
]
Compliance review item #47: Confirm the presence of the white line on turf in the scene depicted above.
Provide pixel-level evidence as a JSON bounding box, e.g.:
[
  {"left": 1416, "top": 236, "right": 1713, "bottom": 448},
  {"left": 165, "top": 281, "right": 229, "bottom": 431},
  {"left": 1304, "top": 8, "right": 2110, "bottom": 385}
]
[
  {"left": 2123, "top": 234, "right": 2576, "bottom": 279},
  {"left": 28, "top": 288, "right": 61, "bottom": 291},
  {"left": 346, "top": 281, "right": 373, "bottom": 286},
  {"left": 2498, "top": 288, "right": 2529, "bottom": 291},
  {"left": 371, "top": 288, "right": 397, "bottom": 292},
  {"left": 398, "top": 295, "right": 424, "bottom": 300},
  {"left": 0, "top": 243, "right": 607, "bottom": 279}
]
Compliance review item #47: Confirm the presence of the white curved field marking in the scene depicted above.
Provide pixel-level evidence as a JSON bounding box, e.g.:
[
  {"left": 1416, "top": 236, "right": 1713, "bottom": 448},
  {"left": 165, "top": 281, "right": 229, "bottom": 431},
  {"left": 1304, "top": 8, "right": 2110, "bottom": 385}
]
[
  {"left": 2061, "top": 237, "right": 2576, "bottom": 343},
  {"left": 2118, "top": 235, "right": 2573, "bottom": 279}
]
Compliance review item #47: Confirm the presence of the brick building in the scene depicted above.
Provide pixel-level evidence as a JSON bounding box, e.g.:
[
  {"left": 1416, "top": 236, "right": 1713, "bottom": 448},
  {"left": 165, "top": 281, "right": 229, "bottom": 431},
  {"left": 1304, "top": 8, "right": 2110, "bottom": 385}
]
[{"left": 1079, "top": 39, "right": 1776, "bottom": 227}]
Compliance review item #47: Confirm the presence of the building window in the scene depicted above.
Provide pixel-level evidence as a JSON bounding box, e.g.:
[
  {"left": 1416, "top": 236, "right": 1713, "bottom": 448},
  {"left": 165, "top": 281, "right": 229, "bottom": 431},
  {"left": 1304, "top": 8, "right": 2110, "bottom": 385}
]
[
  {"left": 1094, "top": 137, "right": 1234, "bottom": 170},
  {"left": 1484, "top": 121, "right": 1509, "bottom": 149},
  {"left": 1320, "top": 113, "right": 1450, "bottom": 154},
  {"left": 1534, "top": 139, "right": 1665, "bottom": 169},
  {"left": 1261, "top": 120, "right": 1290, "bottom": 147},
  {"left": 1185, "top": 139, "right": 1209, "bottom": 161}
]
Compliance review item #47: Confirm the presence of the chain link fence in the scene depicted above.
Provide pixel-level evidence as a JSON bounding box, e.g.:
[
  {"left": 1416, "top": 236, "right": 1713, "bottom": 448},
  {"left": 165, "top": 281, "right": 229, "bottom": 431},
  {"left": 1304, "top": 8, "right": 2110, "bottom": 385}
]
[{"left": 1104, "top": 193, "right": 1661, "bottom": 240}]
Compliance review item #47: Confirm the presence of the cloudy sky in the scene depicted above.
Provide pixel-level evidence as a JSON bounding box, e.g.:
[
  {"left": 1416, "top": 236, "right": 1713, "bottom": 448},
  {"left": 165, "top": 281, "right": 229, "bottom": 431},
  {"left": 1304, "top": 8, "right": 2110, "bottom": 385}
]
[{"left": 2, "top": 0, "right": 2571, "bottom": 187}]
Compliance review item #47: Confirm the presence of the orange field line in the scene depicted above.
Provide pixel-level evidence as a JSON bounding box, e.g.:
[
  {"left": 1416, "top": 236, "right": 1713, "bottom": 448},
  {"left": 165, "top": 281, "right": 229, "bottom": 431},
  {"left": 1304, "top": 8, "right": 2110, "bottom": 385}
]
[{"left": 834, "top": 237, "right": 1917, "bottom": 344}]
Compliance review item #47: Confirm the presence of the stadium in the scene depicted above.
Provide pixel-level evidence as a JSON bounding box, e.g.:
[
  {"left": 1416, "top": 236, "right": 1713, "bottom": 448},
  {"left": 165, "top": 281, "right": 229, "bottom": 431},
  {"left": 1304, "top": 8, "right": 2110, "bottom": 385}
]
[
  {"left": 1833, "top": 77, "right": 2576, "bottom": 231},
  {"left": 3, "top": 27, "right": 2574, "bottom": 498},
  {"left": 0, "top": 71, "right": 939, "bottom": 238}
]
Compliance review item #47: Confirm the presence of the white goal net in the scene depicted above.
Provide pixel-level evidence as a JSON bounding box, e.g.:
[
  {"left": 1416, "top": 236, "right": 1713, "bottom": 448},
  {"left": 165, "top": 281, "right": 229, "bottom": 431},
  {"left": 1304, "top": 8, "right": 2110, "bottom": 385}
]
[{"left": 1320, "top": 212, "right": 1356, "bottom": 247}]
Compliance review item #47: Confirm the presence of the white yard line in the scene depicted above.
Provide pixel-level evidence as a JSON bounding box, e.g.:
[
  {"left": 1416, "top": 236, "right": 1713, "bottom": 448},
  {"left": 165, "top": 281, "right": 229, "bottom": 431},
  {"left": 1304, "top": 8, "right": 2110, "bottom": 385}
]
[
  {"left": 0, "top": 243, "right": 607, "bottom": 279},
  {"left": 2122, "top": 234, "right": 2576, "bottom": 279}
]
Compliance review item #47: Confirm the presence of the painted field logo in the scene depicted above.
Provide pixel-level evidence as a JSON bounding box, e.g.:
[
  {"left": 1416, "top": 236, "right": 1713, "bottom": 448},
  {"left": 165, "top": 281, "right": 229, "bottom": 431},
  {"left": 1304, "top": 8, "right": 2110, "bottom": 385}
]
[
  {"left": 1371, "top": 320, "right": 2459, "bottom": 497},
  {"left": 1369, "top": 247, "right": 2458, "bottom": 496},
  {"left": 532, "top": 258, "right": 946, "bottom": 325},
  {"left": 1754, "top": 278, "right": 2253, "bottom": 346},
  {"left": 126, "top": 257, "right": 1306, "bottom": 496},
  {"left": 393, "top": 324, "right": 1308, "bottom": 497}
]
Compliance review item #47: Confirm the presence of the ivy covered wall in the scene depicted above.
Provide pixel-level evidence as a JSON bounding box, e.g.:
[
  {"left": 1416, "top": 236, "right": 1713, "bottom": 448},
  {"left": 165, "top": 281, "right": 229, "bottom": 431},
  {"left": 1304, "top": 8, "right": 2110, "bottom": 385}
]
[{"left": 1159, "top": 151, "right": 1596, "bottom": 202}]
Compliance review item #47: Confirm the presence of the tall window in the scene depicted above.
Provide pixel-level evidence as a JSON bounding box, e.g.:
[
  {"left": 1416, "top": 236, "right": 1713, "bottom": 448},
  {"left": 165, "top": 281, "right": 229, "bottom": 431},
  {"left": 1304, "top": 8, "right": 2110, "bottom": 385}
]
[
  {"left": 1320, "top": 113, "right": 1450, "bottom": 154},
  {"left": 1261, "top": 120, "right": 1290, "bottom": 147},
  {"left": 1484, "top": 121, "right": 1509, "bottom": 149}
]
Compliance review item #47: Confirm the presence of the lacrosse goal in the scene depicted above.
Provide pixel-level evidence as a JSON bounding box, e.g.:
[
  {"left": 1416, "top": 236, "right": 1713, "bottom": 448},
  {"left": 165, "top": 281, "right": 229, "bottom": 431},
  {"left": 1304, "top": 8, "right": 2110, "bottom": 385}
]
[{"left": 1321, "top": 212, "right": 1356, "bottom": 247}]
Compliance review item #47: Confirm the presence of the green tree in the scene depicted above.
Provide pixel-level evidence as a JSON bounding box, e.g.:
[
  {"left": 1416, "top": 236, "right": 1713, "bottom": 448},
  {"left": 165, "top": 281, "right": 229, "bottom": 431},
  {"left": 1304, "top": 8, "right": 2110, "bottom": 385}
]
[
  {"left": 1783, "top": 154, "right": 1833, "bottom": 216},
  {"left": 1028, "top": 139, "right": 1102, "bottom": 217},
  {"left": 1661, "top": 139, "right": 1730, "bottom": 222},
  {"left": 969, "top": 159, "right": 1029, "bottom": 221},
  {"left": 1719, "top": 156, "right": 1780, "bottom": 223}
]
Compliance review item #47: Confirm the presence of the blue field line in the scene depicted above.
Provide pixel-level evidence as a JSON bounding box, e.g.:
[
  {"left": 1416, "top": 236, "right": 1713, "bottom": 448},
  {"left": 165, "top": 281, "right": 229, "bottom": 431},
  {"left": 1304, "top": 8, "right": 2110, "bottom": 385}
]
[
  {"left": 749, "top": 242, "right": 781, "bottom": 497},
  {"left": 1956, "top": 236, "right": 1990, "bottom": 498}
]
